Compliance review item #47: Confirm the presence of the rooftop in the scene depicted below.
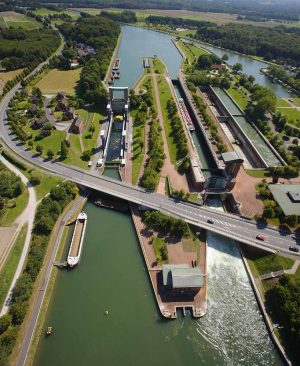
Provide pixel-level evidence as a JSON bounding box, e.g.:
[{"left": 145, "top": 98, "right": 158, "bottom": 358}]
[
  {"left": 269, "top": 184, "right": 300, "bottom": 216},
  {"left": 221, "top": 151, "right": 244, "bottom": 164},
  {"left": 162, "top": 264, "right": 204, "bottom": 288}
]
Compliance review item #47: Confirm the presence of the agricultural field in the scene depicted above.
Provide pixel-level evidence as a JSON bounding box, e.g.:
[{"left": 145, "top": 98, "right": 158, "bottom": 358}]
[
  {"left": 35, "top": 68, "right": 81, "bottom": 95},
  {"left": 33, "top": 8, "right": 79, "bottom": 19},
  {"left": 76, "top": 7, "right": 282, "bottom": 28},
  {"left": 0, "top": 11, "right": 40, "bottom": 30},
  {"left": 0, "top": 69, "right": 23, "bottom": 93}
]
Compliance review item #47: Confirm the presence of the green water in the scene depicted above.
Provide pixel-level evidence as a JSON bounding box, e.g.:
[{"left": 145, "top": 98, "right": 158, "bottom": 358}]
[
  {"left": 34, "top": 202, "right": 282, "bottom": 366},
  {"left": 34, "top": 203, "right": 203, "bottom": 366}
]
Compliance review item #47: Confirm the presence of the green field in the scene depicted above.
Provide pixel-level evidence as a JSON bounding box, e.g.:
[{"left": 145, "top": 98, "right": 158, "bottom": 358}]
[
  {"left": 227, "top": 85, "right": 250, "bottom": 111},
  {"left": 177, "top": 40, "right": 208, "bottom": 64},
  {"left": 64, "top": 134, "right": 87, "bottom": 169},
  {"left": 0, "top": 11, "right": 40, "bottom": 30},
  {"left": 293, "top": 97, "right": 300, "bottom": 107},
  {"left": 152, "top": 58, "right": 165, "bottom": 74},
  {"left": 82, "top": 109, "right": 103, "bottom": 151},
  {"left": 276, "top": 98, "right": 290, "bottom": 107},
  {"left": 157, "top": 75, "right": 178, "bottom": 164},
  {"left": 0, "top": 225, "right": 27, "bottom": 309},
  {"left": 33, "top": 8, "right": 78, "bottom": 19},
  {"left": 152, "top": 237, "right": 168, "bottom": 264},
  {"left": 246, "top": 251, "right": 294, "bottom": 276},
  {"left": 35, "top": 68, "right": 81, "bottom": 95},
  {"left": 276, "top": 107, "right": 300, "bottom": 128}
]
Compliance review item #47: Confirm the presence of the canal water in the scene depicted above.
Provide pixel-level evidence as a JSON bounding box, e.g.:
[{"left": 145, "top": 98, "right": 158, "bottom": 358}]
[{"left": 34, "top": 202, "right": 282, "bottom": 366}]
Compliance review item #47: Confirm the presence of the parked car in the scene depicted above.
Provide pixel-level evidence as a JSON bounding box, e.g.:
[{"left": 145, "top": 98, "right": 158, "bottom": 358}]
[
  {"left": 256, "top": 234, "right": 265, "bottom": 241},
  {"left": 207, "top": 219, "right": 214, "bottom": 224},
  {"left": 289, "top": 246, "right": 299, "bottom": 253}
]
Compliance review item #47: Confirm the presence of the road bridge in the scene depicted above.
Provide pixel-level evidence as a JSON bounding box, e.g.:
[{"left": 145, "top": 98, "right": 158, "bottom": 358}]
[{"left": 0, "top": 69, "right": 299, "bottom": 260}]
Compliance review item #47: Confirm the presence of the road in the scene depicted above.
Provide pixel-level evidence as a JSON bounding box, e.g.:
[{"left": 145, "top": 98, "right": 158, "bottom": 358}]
[
  {"left": 0, "top": 36, "right": 299, "bottom": 259},
  {"left": 16, "top": 194, "right": 87, "bottom": 366}
]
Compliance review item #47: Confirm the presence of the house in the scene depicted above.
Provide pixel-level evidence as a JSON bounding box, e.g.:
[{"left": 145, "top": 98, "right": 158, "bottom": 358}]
[
  {"left": 62, "top": 109, "right": 75, "bottom": 121},
  {"left": 56, "top": 92, "right": 65, "bottom": 102},
  {"left": 55, "top": 100, "right": 69, "bottom": 112},
  {"left": 70, "top": 58, "right": 79, "bottom": 68},
  {"left": 31, "top": 116, "right": 48, "bottom": 129},
  {"left": 162, "top": 264, "right": 204, "bottom": 293},
  {"left": 211, "top": 63, "right": 227, "bottom": 71},
  {"left": 70, "top": 116, "right": 84, "bottom": 133}
]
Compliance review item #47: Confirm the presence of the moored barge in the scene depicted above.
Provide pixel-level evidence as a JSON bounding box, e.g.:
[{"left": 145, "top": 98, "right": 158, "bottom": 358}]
[{"left": 67, "top": 212, "right": 87, "bottom": 267}]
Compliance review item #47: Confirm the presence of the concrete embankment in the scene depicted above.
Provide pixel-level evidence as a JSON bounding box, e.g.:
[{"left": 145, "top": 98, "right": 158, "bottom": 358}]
[{"left": 238, "top": 244, "right": 292, "bottom": 366}]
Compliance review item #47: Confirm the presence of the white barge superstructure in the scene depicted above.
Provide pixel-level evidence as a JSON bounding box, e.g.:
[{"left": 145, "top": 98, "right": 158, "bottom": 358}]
[
  {"left": 67, "top": 212, "right": 87, "bottom": 267},
  {"left": 178, "top": 98, "right": 195, "bottom": 131}
]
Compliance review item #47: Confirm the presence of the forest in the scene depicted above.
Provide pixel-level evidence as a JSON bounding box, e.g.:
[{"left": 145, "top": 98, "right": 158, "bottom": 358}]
[
  {"left": 0, "top": 27, "right": 61, "bottom": 70},
  {"left": 58, "top": 15, "right": 120, "bottom": 104},
  {"left": 196, "top": 23, "right": 300, "bottom": 66}
]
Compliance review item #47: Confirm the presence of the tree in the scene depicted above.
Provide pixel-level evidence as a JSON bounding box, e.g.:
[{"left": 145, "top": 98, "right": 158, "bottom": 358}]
[
  {"left": 36, "top": 144, "right": 43, "bottom": 155},
  {"left": 284, "top": 215, "right": 298, "bottom": 227},
  {"left": 9, "top": 302, "right": 28, "bottom": 325},
  {"left": 60, "top": 140, "right": 68, "bottom": 159},
  {"left": 222, "top": 54, "right": 229, "bottom": 61},
  {"left": 0, "top": 315, "right": 11, "bottom": 335},
  {"left": 29, "top": 172, "right": 41, "bottom": 186},
  {"left": 47, "top": 149, "right": 54, "bottom": 160},
  {"left": 263, "top": 206, "right": 275, "bottom": 219},
  {"left": 232, "top": 63, "right": 243, "bottom": 72},
  {"left": 89, "top": 125, "right": 95, "bottom": 136},
  {"left": 82, "top": 150, "right": 92, "bottom": 161}
]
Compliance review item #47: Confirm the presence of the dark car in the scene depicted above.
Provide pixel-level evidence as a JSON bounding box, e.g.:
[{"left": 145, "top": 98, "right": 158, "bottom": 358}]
[
  {"left": 207, "top": 219, "right": 214, "bottom": 224},
  {"left": 289, "top": 246, "right": 299, "bottom": 253},
  {"left": 256, "top": 234, "right": 265, "bottom": 241}
]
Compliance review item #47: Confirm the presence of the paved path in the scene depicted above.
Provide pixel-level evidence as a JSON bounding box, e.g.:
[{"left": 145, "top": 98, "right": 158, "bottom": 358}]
[
  {"left": 16, "top": 193, "right": 88, "bottom": 366},
  {"left": 0, "top": 155, "right": 37, "bottom": 316}
]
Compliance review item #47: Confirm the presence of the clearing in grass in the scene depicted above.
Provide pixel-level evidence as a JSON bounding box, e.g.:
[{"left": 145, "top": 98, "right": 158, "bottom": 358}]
[
  {"left": 0, "top": 11, "right": 40, "bottom": 30},
  {"left": 35, "top": 68, "right": 81, "bottom": 95}
]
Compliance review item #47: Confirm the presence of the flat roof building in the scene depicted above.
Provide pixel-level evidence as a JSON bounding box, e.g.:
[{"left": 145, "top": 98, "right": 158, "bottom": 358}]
[
  {"left": 269, "top": 184, "right": 300, "bottom": 216},
  {"left": 162, "top": 264, "right": 204, "bottom": 289}
]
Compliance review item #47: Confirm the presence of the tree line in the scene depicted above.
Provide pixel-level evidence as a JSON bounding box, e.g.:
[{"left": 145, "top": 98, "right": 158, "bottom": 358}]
[{"left": 195, "top": 23, "right": 300, "bottom": 66}]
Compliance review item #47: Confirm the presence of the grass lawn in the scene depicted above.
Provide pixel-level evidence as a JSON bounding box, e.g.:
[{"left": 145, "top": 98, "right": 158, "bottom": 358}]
[
  {"left": 0, "top": 225, "right": 27, "bottom": 309},
  {"left": 27, "top": 171, "right": 62, "bottom": 201},
  {"left": 29, "top": 129, "right": 67, "bottom": 158},
  {"left": 0, "top": 183, "right": 28, "bottom": 226},
  {"left": 276, "top": 98, "right": 290, "bottom": 107},
  {"left": 276, "top": 107, "right": 300, "bottom": 128},
  {"left": 152, "top": 58, "right": 165, "bottom": 74},
  {"left": 152, "top": 237, "right": 168, "bottom": 264},
  {"left": 248, "top": 252, "right": 294, "bottom": 275},
  {"left": 227, "top": 85, "right": 250, "bottom": 111},
  {"left": 245, "top": 169, "right": 269, "bottom": 178},
  {"left": 132, "top": 106, "right": 146, "bottom": 185},
  {"left": 0, "top": 69, "right": 24, "bottom": 93},
  {"left": 0, "top": 11, "right": 40, "bottom": 30},
  {"left": 64, "top": 134, "right": 87, "bottom": 170},
  {"left": 82, "top": 109, "right": 103, "bottom": 151},
  {"left": 293, "top": 97, "right": 300, "bottom": 107},
  {"left": 157, "top": 75, "right": 179, "bottom": 164},
  {"left": 177, "top": 40, "right": 208, "bottom": 64},
  {"left": 33, "top": 8, "right": 79, "bottom": 19},
  {"left": 35, "top": 68, "right": 81, "bottom": 95}
]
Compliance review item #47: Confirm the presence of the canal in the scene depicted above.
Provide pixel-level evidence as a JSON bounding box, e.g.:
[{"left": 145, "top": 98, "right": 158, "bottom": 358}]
[
  {"left": 34, "top": 201, "right": 282, "bottom": 366},
  {"left": 34, "top": 26, "right": 283, "bottom": 366}
]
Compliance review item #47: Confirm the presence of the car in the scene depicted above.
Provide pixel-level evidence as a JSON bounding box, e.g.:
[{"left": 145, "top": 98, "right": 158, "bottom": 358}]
[
  {"left": 207, "top": 219, "right": 214, "bottom": 224},
  {"left": 256, "top": 234, "right": 265, "bottom": 241},
  {"left": 289, "top": 246, "right": 299, "bottom": 253}
]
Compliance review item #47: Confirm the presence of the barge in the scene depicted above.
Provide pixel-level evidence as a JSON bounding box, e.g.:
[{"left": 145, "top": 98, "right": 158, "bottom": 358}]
[
  {"left": 112, "top": 58, "right": 121, "bottom": 71},
  {"left": 67, "top": 212, "right": 87, "bottom": 267},
  {"left": 178, "top": 98, "right": 195, "bottom": 131}
]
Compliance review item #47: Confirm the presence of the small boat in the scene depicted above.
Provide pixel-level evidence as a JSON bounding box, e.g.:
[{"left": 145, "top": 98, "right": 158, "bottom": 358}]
[{"left": 46, "top": 327, "right": 53, "bottom": 335}]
